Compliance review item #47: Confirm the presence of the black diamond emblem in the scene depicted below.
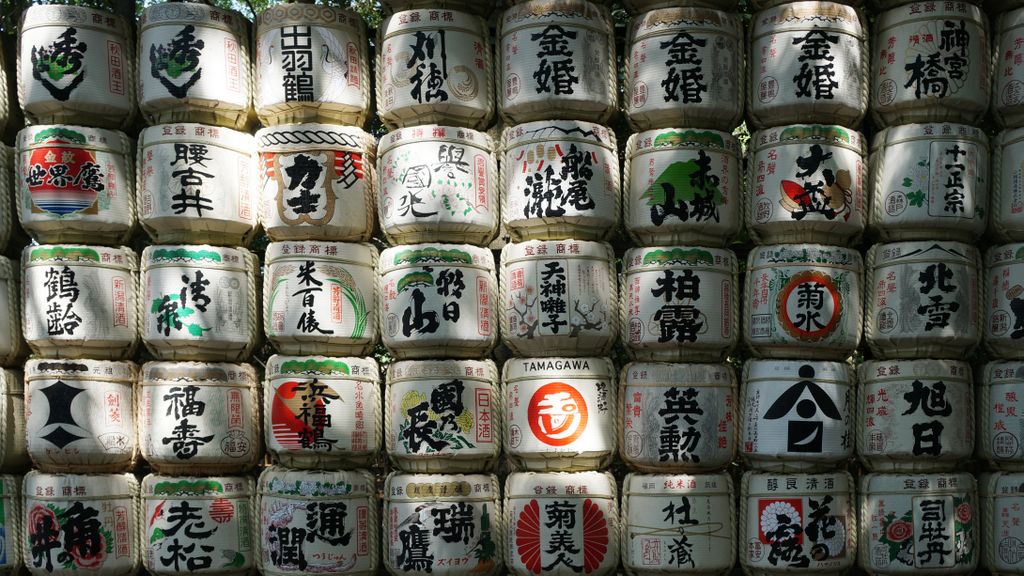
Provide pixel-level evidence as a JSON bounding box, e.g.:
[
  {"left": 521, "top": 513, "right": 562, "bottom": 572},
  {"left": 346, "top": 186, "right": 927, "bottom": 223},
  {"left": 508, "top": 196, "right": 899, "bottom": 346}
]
[{"left": 41, "top": 425, "right": 85, "bottom": 448}]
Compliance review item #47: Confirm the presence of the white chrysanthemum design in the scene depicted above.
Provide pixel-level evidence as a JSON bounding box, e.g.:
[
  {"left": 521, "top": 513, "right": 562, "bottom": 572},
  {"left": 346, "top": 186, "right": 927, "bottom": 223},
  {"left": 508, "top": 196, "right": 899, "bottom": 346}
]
[
  {"left": 760, "top": 501, "right": 801, "bottom": 540},
  {"left": 819, "top": 519, "right": 847, "bottom": 558}
]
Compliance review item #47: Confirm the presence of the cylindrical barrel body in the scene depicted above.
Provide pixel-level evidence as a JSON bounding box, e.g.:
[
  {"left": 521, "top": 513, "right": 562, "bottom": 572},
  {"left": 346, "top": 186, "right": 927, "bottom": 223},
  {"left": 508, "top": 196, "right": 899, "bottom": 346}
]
[
  {"left": 748, "top": 2, "right": 867, "bottom": 129},
  {"left": 504, "top": 471, "right": 619, "bottom": 576},
  {"left": 138, "top": 123, "right": 258, "bottom": 246},
  {"left": 501, "top": 240, "right": 618, "bottom": 356},
  {"left": 497, "top": 0, "right": 617, "bottom": 124},
  {"left": 859, "top": 473, "right": 978, "bottom": 575},
  {"left": 383, "top": 473, "right": 503, "bottom": 576},
  {"left": 869, "top": 123, "right": 988, "bottom": 242},
  {"left": 386, "top": 359, "right": 500, "bottom": 473},
  {"left": 138, "top": 3, "right": 253, "bottom": 129},
  {"left": 747, "top": 125, "right": 866, "bottom": 245},
  {"left": 141, "top": 245, "right": 259, "bottom": 361},
  {"left": 741, "top": 360, "right": 854, "bottom": 472},
  {"left": 256, "top": 467, "right": 379, "bottom": 576},
  {"left": 858, "top": 359, "right": 973, "bottom": 472},
  {"left": 993, "top": 127, "right": 1024, "bottom": 242},
  {"left": 865, "top": 241, "right": 981, "bottom": 359},
  {"left": 872, "top": 3, "right": 990, "bottom": 127},
  {"left": 501, "top": 121, "right": 619, "bottom": 241},
  {"left": 257, "top": 123, "right": 376, "bottom": 242},
  {"left": 986, "top": 244, "right": 1024, "bottom": 359},
  {"left": 16, "top": 125, "right": 134, "bottom": 244},
  {"left": 624, "top": 128, "right": 742, "bottom": 247},
  {"left": 254, "top": 5, "right": 371, "bottom": 126},
  {"left": 0, "top": 257, "right": 23, "bottom": 367},
  {"left": 264, "top": 241, "right": 378, "bottom": 356},
  {"left": 23, "top": 471, "right": 140, "bottom": 576},
  {"left": 377, "top": 9, "right": 494, "bottom": 130},
  {"left": 619, "top": 362, "right": 737, "bottom": 473},
  {"left": 18, "top": 5, "right": 136, "bottom": 129},
  {"left": 25, "top": 359, "right": 135, "bottom": 473},
  {"left": 995, "top": 8, "right": 1024, "bottom": 128},
  {"left": 743, "top": 244, "right": 863, "bottom": 359},
  {"left": 503, "top": 357, "right": 616, "bottom": 471},
  {"left": 22, "top": 244, "right": 138, "bottom": 360},
  {"left": 378, "top": 125, "right": 498, "bottom": 245},
  {"left": 141, "top": 475, "right": 255, "bottom": 576},
  {"left": 977, "top": 361, "right": 1024, "bottom": 470},
  {"left": 981, "top": 472, "right": 1024, "bottom": 575}
]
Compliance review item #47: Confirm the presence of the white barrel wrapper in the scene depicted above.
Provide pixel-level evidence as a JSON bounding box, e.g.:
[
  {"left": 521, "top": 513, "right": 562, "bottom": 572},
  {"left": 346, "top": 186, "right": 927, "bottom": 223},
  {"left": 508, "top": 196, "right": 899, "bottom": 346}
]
[
  {"left": 0, "top": 475, "right": 21, "bottom": 575},
  {"left": 993, "top": 127, "right": 1024, "bottom": 242},
  {"left": 978, "top": 361, "right": 1024, "bottom": 470},
  {"left": 986, "top": 244, "right": 1024, "bottom": 359},
  {"left": 981, "top": 472, "right": 1024, "bottom": 574}
]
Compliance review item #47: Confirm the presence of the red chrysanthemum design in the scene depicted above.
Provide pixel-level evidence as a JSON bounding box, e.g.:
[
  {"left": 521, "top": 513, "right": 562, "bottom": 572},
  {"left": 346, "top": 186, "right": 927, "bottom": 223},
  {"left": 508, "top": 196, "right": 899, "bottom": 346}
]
[
  {"left": 582, "top": 499, "right": 609, "bottom": 573},
  {"left": 956, "top": 503, "right": 972, "bottom": 524},
  {"left": 886, "top": 520, "right": 913, "bottom": 543},
  {"left": 516, "top": 500, "right": 542, "bottom": 574}
]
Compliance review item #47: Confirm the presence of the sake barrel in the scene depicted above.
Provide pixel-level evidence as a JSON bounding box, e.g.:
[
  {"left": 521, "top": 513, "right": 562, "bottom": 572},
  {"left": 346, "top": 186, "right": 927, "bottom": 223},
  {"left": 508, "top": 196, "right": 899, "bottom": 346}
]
[
  {"left": 255, "top": 4, "right": 371, "bottom": 126},
  {"left": 0, "top": 370, "right": 28, "bottom": 472},
  {"left": 141, "top": 245, "right": 258, "bottom": 361},
  {"left": 381, "top": 0, "right": 498, "bottom": 17},
  {"left": 978, "top": 361, "right": 1024, "bottom": 470},
  {"left": 142, "top": 475, "right": 254, "bottom": 576},
  {"left": 623, "top": 128, "right": 742, "bottom": 247},
  {"left": 741, "top": 360, "right": 854, "bottom": 472},
  {"left": 256, "top": 467, "right": 379, "bottom": 576},
  {"left": 501, "top": 121, "right": 619, "bottom": 241},
  {"left": 25, "top": 359, "right": 135, "bottom": 473},
  {"left": 138, "top": 123, "right": 258, "bottom": 246},
  {"left": 139, "top": 3, "right": 253, "bottom": 129},
  {"left": 18, "top": 4, "right": 136, "bottom": 129},
  {"left": 23, "top": 471, "right": 140, "bottom": 576},
  {"left": 743, "top": 244, "right": 863, "bottom": 360},
  {"left": 0, "top": 145, "right": 12, "bottom": 253},
  {"left": 377, "top": 9, "right": 494, "bottom": 130},
  {"left": 619, "top": 362, "right": 737, "bottom": 473},
  {"left": 621, "top": 246, "right": 738, "bottom": 361},
  {"left": 986, "top": 244, "right": 1024, "bottom": 359},
  {"left": 257, "top": 123, "right": 376, "bottom": 242},
  {"left": 386, "top": 359, "right": 500, "bottom": 473},
  {"left": 981, "top": 472, "right": 1024, "bottom": 574},
  {"left": 858, "top": 359, "right": 973, "bottom": 472},
  {"left": 497, "top": 0, "right": 617, "bottom": 124},
  {"left": 503, "top": 357, "right": 616, "bottom": 471},
  {"left": 264, "top": 242, "right": 378, "bottom": 356},
  {"left": 872, "top": 3, "right": 989, "bottom": 127},
  {"left": 994, "top": 128, "right": 1024, "bottom": 243},
  {"left": 22, "top": 244, "right": 138, "bottom": 360},
  {"left": 740, "top": 471, "right": 856, "bottom": 574},
  {"left": 621, "top": 473, "right": 736, "bottom": 575},
  {"left": 383, "top": 473, "right": 503, "bottom": 576},
  {"left": 0, "top": 257, "right": 24, "bottom": 367},
  {"left": 747, "top": 125, "right": 867, "bottom": 245},
  {"left": 749, "top": 3, "right": 867, "bottom": 129},
  {"left": 379, "top": 243, "right": 497, "bottom": 358},
  {"left": 378, "top": 125, "right": 498, "bottom": 245},
  {"left": 0, "top": 475, "right": 21, "bottom": 575},
  {"left": 859, "top": 473, "right": 978, "bottom": 575},
  {"left": 265, "top": 355, "right": 381, "bottom": 469},
  {"left": 16, "top": 125, "right": 134, "bottom": 244},
  {"left": 501, "top": 240, "right": 618, "bottom": 356},
  {"left": 138, "top": 362, "right": 259, "bottom": 474},
  {"left": 624, "top": 7, "right": 743, "bottom": 132},
  {"left": 997, "top": 9, "right": 1024, "bottom": 129},
  {"left": 865, "top": 241, "right": 982, "bottom": 359},
  {"left": 869, "top": 123, "right": 989, "bottom": 242},
  {"left": 505, "top": 471, "right": 619, "bottom": 576}
]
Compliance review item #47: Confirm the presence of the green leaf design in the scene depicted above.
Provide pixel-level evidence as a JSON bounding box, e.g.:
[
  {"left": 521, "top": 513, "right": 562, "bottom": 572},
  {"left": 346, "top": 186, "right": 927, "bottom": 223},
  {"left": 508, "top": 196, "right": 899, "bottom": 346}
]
[
  {"left": 150, "top": 527, "right": 167, "bottom": 544},
  {"left": 641, "top": 160, "right": 723, "bottom": 207},
  {"left": 178, "top": 307, "right": 194, "bottom": 318},
  {"left": 907, "top": 190, "right": 926, "bottom": 207},
  {"left": 224, "top": 552, "right": 246, "bottom": 568},
  {"left": 902, "top": 177, "right": 913, "bottom": 188},
  {"left": 187, "top": 323, "right": 208, "bottom": 336}
]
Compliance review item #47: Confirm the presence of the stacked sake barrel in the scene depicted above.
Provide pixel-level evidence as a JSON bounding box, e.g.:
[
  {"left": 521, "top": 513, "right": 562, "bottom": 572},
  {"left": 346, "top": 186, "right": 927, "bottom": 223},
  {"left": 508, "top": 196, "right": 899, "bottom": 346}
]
[
  {"left": 739, "top": 2, "right": 865, "bottom": 574},
  {"left": 13, "top": 5, "right": 143, "bottom": 576},
  {"left": 615, "top": 1, "right": 745, "bottom": 574}
]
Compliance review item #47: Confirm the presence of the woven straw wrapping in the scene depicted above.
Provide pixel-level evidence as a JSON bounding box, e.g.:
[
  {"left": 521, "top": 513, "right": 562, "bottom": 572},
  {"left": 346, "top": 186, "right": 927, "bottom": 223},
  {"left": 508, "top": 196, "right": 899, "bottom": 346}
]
[
  {"left": 0, "top": 257, "right": 24, "bottom": 368},
  {"left": 376, "top": 9, "right": 495, "bottom": 130},
  {"left": 0, "top": 145, "right": 11, "bottom": 253},
  {"left": 25, "top": 359, "right": 137, "bottom": 474},
  {"left": 385, "top": 359, "right": 501, "bottom": 473},
  {"left": 0, "top": 43, "right": 7, "bottom": 136},
  {"left": 0, "top": 475, "right": 21, "bottom": 574},
  {"left": 0, "top": 369, "right": 27, "bottom": 472},
  {"left": 17, "top": 4, "right": 137, "bottom": 130},
  {"left": 138, "top": 2, "right": 254, "bottom": 130},
  {"left": 992, "top": 128, "right": 1024, "bottom": 242},
  {"left": 263, "top": 355, "right": 381, "bottom": 470}
]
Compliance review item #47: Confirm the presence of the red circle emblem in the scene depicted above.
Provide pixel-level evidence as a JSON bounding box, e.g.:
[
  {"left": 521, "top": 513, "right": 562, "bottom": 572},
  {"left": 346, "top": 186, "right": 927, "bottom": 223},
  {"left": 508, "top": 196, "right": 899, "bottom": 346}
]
[{"left": 527, "top": 382, "right": 588, "bottom": 447}]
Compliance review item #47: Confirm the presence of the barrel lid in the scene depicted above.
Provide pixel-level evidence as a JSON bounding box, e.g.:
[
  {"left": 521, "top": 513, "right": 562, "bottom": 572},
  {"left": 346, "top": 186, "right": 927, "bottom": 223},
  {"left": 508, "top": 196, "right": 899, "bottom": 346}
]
[
  {"left": 258, "top": 466, "right": 374, "bottom": 497},
  {"left": 744, "top": 471, "right": 853, "bottom": 495},
  {"left": 998, "top": 7, "right": 1024, "bottom": 32},
  {"left": 140, "top": 123, "right": 254, "bottom": 151},
  {"left": 981, "top": 360, "right": 1024, "bottom": 385},
  {"left": 255, "top": 123, "right": 374, "bottom": 151},
  {"left": 624, "top": 472, "right": 732, "bottom": 496},
  {"left": 987, "top": 243, "right": 1024, "bottom": 267},
  {"left": 378, "top": 125, "right": 493, "bottom": 157},
  {"left": 744, "top": 359, "right": 854, "bottom": 382},
  {"left": 26, "top": 359, "right": 136, "bottom": 382},
  {"left": 140, "top": 1, "right": 249, "bottom": 35},
  {"left": 630, "top": 7, "right": 739, "bottom": 41},
  {"left": 21, "top": 4, "right": 129, "bottom": 32},
  {"left": 868, "top": 241, "right": 980, "bottom": 268},
  {"left": 628, "top": 128, "right": 740, "bottom": 155},
  {"left": 751, "top": 2, "right": 864, "bottom": 39},
  {"left": 265, "top": 241, "right": 378, "bottom": 266},
  {"left": 500, "top": 0, "right": 611, "bottom": 30},
  {"left": 24, "top": 244, "right": 138, "bottom": 270},
  {"left": 17, "top": 125, "right": 128, "bottom": 154},
  {"left": 859, "top": 359, "right": 970, "bottom": 385},
  {"left": 142, "top": 245, "right": 254, "bottom": 271},
  {"left": 501, "top": 239, "right": 614, "bottom": 264},
  {"left": 502, "top": 120, "right": 615, "bottom": 152},
  {"left": 747, "top": 243, "right": 862, "bottom": 269},
  {"left": 870, "top": 123, "right": 988, "bottom": 153},
  {"left": 981, "top": 472, "right": 1024, "bottom": 497},
  {"left": 266, "top": 354, "right": 380, "bottom": 382},
  {"left": 382, "top": 9, "right": 485, "bottom": 36},
  {"left": 257, "top": 3, "right": 364, "bottom": 31},
  {"left": 623, "top": 246, "right": 736, "bottom": 273},
  {"left": 621, "top": 362, "right": 735, "bottom": 388},
  {"left": 505, "top": 471, "right": 616, "bottom": 498},
  {"left": 142, "top": 475, "right": 252, "bottom": 498},
  {"left": 877, "top": 1, "right": 984, "bottom": 28},
  {"left": 385, "top": 473, "right": 497, "bottom": 503},
  {"left": 379, "top": 243, "right": 495, "bottom": 274},
  {"left": 752, "top": 125, "right": 865, "bottom": 154},
  {"left": 141, "top": 361, "right": 257, "bottom": 387},
  {"left": 25, "top": 470, "right": 137, "bottom": 499},
  {"left": 861, "top": 472, "right": 977, "bottom": 495},
  {"left": 388, "top": 359, "right": 497, "bottom": 383},
  {"left": 503, "top": 357, "right": 614, "bottom": 381}
]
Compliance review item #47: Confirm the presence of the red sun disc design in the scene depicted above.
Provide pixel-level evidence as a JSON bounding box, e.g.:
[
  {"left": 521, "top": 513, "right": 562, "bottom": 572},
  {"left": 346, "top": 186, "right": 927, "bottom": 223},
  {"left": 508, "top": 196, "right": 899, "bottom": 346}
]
[
  {"left": 582, "top": 499, "right": 609, "bottom": 573},
  {"left": 516, "top": 500, "right": 542, "bottom": 574}
]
